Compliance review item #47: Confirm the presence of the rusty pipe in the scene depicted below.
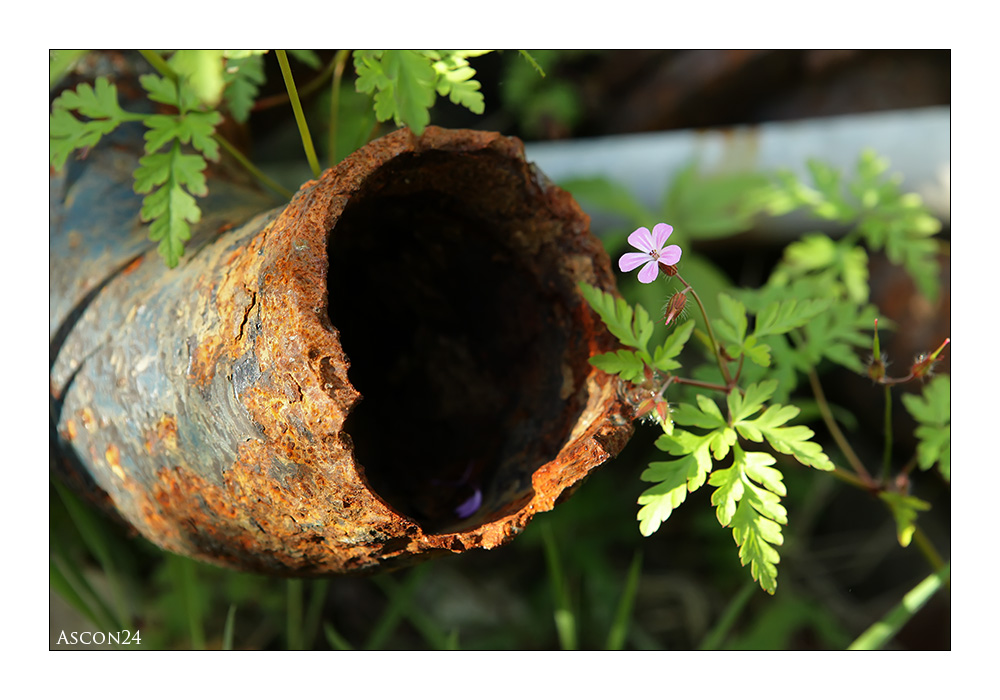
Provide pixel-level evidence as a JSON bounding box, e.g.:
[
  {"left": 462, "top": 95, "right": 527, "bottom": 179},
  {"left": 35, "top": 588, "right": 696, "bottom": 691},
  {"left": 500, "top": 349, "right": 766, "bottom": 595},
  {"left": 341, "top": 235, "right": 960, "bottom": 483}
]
[{"left": 50, "top": 124, "right": 634, "bottom": 576}]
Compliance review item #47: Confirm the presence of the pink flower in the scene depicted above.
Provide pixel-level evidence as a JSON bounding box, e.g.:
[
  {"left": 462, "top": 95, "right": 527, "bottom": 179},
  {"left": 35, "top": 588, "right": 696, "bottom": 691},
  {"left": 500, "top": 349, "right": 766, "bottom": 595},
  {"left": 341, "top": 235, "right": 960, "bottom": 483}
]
[{"left": 619, "top": 223, "right": 682, "bottom": 283}]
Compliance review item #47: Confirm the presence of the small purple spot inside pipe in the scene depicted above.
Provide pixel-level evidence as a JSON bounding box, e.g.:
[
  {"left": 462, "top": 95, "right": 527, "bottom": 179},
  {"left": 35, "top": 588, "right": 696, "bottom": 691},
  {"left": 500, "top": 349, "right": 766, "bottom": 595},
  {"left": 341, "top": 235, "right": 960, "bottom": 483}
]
[{"left": 454, "top": 488, "right": 482, "bottom": 519}]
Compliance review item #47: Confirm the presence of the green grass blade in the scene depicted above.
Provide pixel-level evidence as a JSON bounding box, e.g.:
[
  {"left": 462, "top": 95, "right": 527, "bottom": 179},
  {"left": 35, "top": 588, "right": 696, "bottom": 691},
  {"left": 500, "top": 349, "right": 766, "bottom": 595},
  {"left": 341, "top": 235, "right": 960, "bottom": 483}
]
[
  {"left": 542, "top": 522, "right": 577, "bottom": 650},
  {"left": 373, "top": 572, "right": 453, "bottom": 649},
  {"left": 50, "top": 552, "right": 120, "bottom": 632},
  {"left": 698, "top": 579, "right": 757, "bottom": 650},
  {"left": 302, "top": 579, "right": 329, "bottom": 649},
  {"left": 286, "top": 578, "right": 304, "bottom": 650},
  {"left": 605, "top": 550, "right": 643, "bottom": 650},
  {"left": 52, "top": 480, "right": 131, "bottom": 626},
  {"left": 222, "top": 604, "right": 237, "bottom": 650},
  {"left": 166, "top": 554, "right": 205, "bottom": 650},
  {"left": 365, "top": 568, "right": 426, "bottom": 650},
  {"left": 324, "top": 621, "right": 354, "bottom": 650},
  {"left": 276, "top": 49, "right": 322, "bottom": 179},
  {"left": 848, "top": 563, "right": 950, "bottom": 650}
]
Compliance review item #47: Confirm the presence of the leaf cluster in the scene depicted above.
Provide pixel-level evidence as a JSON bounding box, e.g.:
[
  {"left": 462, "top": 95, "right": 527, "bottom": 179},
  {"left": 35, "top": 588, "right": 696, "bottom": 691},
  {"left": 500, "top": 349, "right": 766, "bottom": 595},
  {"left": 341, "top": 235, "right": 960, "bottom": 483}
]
[
  {"left": 353, "top": 50, "right": 492, "bottom": 136},
  {"left": 637, "top": 380, "right": 832, "bottom": 594},
  {"left": 901, "top": 375, "right": 950, "bottom": 481},
  {"left": 579, "top": 282, "right": 694, "bottom": 382},
  {"left": 765, "top": 149, "right": 943, "bottom": 301}
]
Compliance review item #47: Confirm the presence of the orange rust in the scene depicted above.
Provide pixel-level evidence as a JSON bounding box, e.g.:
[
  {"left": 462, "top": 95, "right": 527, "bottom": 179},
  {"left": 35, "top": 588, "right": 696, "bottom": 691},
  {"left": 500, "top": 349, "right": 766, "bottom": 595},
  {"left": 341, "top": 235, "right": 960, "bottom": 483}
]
[
  {"left": 64, "top": 419, "right": 77, "bottom": 441},
  {"left": 78, "top": 407, "right": 95, "bottom": 432},
  {"left": 105, "top": 443, "right": 124, "bottom": 480},
  {"left": 121, "top": 257, "right": 143, "bottom": 275}
]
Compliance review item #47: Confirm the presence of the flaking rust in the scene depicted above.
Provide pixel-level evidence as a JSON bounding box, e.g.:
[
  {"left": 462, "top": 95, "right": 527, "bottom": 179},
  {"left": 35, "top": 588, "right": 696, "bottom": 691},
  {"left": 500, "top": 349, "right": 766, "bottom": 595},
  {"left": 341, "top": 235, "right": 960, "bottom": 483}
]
[{"left": 50, "top": 125, "right": 634, "bottom": 576}]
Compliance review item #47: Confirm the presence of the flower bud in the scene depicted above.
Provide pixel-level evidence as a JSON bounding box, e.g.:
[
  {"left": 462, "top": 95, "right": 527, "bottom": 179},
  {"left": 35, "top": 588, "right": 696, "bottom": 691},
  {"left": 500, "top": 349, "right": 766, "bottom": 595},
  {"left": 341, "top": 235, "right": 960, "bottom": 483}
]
[
  {"left": 911, "top": 338, "right": 950, "bottom": 379},
  {"left": 658, "top": 262, "right": 679, "bottom": 277},
  {"left": 662, "top": 290, "right": 688, "bottom": 326}
]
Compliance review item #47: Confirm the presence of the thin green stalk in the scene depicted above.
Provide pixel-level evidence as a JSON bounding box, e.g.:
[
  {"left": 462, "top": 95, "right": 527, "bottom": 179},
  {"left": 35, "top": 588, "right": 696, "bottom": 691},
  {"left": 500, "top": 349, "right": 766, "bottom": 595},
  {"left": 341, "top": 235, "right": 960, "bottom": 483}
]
[
  {"left": 276, "top": 49, "right": 322, "bottom": 179},
  {"left": 215, "top": 134, "right": 294, "bottom": 200},
  {"left": 222, "top": 604, "right": 237, "bottom": 650},
  {"left": 168, "top": 554, "right": 205, "bottom": 650},
  {"left": 674, "top": 273, "right": 732, "bottom": 386},
  {"left": 847, "top": 563, "right": 949, "bottom": 650},
  {"left": 138, "top": 49, "right": 177, "bottom": 81},
  {"left": 328, "top": 49, "right": 351, "bottom": 167},
  {"left": 698, "top": 578, "right": 756, "bottom": 650},
  {"left": 286, "top": 578, "right": 304, "bottom": 650},
  {"left": 302, "top": 579, "right": 329, "bottom": 649},
  {"left": 542, "top": 522, "right": 577, "bottom": 650},
  {"left": 882, "top": 384, "right": 893, "bottom": 482},
  {"left": 365, "top": 568, "right": 426, "bottom": 650},
  {"left": 605, "top": 550, "right": 643, "bottom": 650},
  {"left": 324, "top": 621, "right": 355, "bottom": 650},
  {"left": 804, "top": 364, "right": 874, "bottom": 486},
  {"left": 912, "top": 524, "right": 946, "bottom": 575},
  {"left": 52, "top": 480, "right": 131, "bottom": 627}
]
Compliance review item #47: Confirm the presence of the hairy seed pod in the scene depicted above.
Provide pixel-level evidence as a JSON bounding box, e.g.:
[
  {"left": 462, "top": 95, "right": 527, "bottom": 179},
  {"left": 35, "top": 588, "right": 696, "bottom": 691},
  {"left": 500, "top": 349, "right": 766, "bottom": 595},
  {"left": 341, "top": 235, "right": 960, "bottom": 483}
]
[{"left": 50, "top": 125, "right": 634, "bottom": 576}]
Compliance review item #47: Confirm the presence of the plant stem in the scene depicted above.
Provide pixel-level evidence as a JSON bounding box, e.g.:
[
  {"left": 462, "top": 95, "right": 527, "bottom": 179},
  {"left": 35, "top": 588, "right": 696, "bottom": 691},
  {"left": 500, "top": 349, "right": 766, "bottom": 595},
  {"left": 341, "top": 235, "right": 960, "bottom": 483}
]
[
  {"left": 674, "top": 272, "right": 732, "bottom": 387},
  {"left": 912, "top": 523, "right": 947, "bottom": 576},
  {"left": 672, "top": 376, "right": 729, "bottom": 392},
  {"left": 882, "top": 384, "right": 893, "bottom": 481},
  {"left": 138, "top": 49, "right": 177, "bottom": 82},
  {"left": 276, "top": 49, "right": 322, "bottom": 179},
  {"left": 215, "top": 134, "right": 294, "bottom": 200},
  {"left": 804, "top": 364, "right": 874, "bottom": 487},
  {"left": 328, "top": 49, "right": 351, "bottom": 168}
]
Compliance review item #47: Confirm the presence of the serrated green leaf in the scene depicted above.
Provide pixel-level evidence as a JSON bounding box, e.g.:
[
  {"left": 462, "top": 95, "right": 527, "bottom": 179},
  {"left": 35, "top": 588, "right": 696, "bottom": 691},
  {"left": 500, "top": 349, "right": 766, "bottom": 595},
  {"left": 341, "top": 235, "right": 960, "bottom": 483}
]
[
  {"left": 731, "top": 498, "right": 782, "bottom": 594},
  {"left": 579, "top": 283, "right": 654, "bottom": 353},
  {"left": 286, "top": 49, "right": 321, "bottom": 69},
  {"left": 741, "top": 336, "right": 772, "bottom": 367},
  {"left": 354, "top": 50, "right": 437, "bottom": 135},
  {"left": 143, "top": 110, "right": 221, "bottom": 161},
  {"left": 716, "top": 292, "right": 748, "bottom": 347},
  {"left": 134, "top": 144, "right": 207, "bottom": 268},
  {"left": 431, "top": 51, "right": 491, "bottom": 114},
  {"left": 139, "top": 73, "right": 185, "bottom": 108},
  {"left": 727, "top": 380, "right": 778, "bottom": 424},
  {"left": 737, "top": 403, "right": 834, "bottom": 471},
  {"left": 708, "top": 465, "right": 743, "bottom": 526},
  {"left": 902, "top": 375, "right": 950, "bottom": 481},
  {"left": 50, "top": 77, "right": 137, "bottom": 170},
  {"left": 754, "top": 298, "right": 831, "bottom": 337},
  {"left": 651, "top": 319, "right": 695, "bottom": 371},
  {"left": 638, "top": 430, "right": 717, "bottom": 536},
  {"left": 223, "top": 54, "right": 266, "bottom": 123},
  {"left": 589, "top": 350, "right": 646, "bottom": 382},
  {"left": 879, "top": 492, "right": 932, "bottom": 547}
]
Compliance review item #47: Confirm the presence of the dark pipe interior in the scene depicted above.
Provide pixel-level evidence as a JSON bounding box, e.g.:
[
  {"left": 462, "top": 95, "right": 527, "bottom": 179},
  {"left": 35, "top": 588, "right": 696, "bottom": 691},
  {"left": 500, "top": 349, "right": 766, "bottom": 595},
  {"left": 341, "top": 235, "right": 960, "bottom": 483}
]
[{"left": 326, "top": 150, "right": 585, "bottom": 533}]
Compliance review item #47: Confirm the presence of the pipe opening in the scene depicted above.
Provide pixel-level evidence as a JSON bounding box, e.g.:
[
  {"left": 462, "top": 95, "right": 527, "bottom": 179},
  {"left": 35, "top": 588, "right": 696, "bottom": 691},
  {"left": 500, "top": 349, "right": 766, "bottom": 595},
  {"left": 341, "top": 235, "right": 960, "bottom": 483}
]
[{"left": 326, "top": 149, "right": 588, "bottom": 533}]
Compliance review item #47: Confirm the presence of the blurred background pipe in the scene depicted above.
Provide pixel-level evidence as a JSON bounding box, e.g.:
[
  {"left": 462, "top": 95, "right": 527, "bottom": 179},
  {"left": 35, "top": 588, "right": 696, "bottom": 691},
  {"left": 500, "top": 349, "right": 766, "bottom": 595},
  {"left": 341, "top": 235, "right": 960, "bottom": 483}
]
[
  {"left": 523, "top": 107, "right": 951, "bottom": 236},
  {"left": 50, "top": 125, "right": 633, "bottom": 576}
]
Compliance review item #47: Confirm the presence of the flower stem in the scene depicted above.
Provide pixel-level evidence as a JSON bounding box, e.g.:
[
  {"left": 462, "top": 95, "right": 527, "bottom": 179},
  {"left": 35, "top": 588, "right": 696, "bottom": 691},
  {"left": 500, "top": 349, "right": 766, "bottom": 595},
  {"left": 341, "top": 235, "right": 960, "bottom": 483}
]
[
  {"left": 276, "top": 49, "right": 322, "bottom": 179},
  {"left": 672, "top": 376, "right": 729, "bottom": 393},
  {"left": 138, "top": 49, "right": 177, "bottom": 82},
  {"left": 804, "top": 364, "right": 874, "bottom": 487},
  {"left": 881, "top": 384, "right": 893, "bottom": 482},
  {"left": 215, "top": 134, "right": 294, "bottom": 200},
  {"left": 674, "top": 272, "right": 732, "bottom": 387}
]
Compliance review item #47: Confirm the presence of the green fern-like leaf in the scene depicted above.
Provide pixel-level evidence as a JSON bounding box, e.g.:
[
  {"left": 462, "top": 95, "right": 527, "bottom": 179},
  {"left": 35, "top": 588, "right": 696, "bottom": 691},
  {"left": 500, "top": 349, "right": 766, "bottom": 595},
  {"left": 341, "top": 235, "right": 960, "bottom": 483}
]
[
  {"left": 223, "top": 53, "right": 267, "bottom": 123},
  {"left": 49, "top": 77, "right": 138, "bottom": 170},
  {"left": 901, "top": 375, "right": 950, "bottom": 481},
  {"left": 879, "top": 491, "right": 932, "bottom": 547},
  {"left": 579, "top": 283, "right": 654, "bottom": 354}
]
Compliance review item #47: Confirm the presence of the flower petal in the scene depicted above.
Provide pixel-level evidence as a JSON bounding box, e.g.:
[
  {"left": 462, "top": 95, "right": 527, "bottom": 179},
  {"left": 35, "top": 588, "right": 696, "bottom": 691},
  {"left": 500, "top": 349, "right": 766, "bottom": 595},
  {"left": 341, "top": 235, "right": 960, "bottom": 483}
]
[
  {"left": 619, "top": 251, "right": 652, "bottom": 272},
  {"left": 659, "top": 244, "right": 682, "bottom": 265},
  {"left": 627, "top": 227, "right": 655, "bottom": 253},
  {"left": 637, "top": 260, "right": 660, "bottom": 284},
  {"left": 651, "top": 223, "right": 673, "bottom": 248}
]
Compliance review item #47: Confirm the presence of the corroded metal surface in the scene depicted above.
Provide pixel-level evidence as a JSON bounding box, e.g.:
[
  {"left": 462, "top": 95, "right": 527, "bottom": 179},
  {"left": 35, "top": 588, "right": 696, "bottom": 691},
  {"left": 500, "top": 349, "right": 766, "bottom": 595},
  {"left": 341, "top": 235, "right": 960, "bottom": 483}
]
[{"left": 50, "top": 125, "right": 633, "bottom": 575}]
